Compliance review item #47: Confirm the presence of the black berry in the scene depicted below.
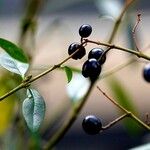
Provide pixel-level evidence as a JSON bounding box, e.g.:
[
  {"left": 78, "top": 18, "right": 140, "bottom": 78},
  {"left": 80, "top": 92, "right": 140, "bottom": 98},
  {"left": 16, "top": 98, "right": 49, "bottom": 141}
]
[
  {"left": 68, "top": 42, "right": 86, "bottom": 60},
  {"left": 79, "top": 24, "right": 92, "bottom": 38},
  {"left": 82, "top": 58, "right": 101, "bottom": 81},
  {"left": 88, "top": 48, "right": 106, "bottom": 65},
  {"left": 82, "top": 115, "right": 102, "bottom": 135},
  {"left": 143, "top": 63, "right": 150, "bottom": 82}
]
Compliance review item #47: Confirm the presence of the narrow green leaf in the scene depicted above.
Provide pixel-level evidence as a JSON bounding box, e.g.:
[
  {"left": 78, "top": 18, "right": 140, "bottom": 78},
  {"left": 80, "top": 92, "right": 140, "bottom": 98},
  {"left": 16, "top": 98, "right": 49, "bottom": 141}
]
[
  {"left": 59, "top": 66, "right": 81, "bottom": 73},
  {"left": 22, "top": 89, "right": 46, "bottom": 132},
  {"left": 63, "top": 66, "right": 73, "bottom": 83},
  {"left": 0, "top": 38, "right": 28, "bottom": 63},
  {"left": 107, "top": 76, "right": 142, "bottom": 134},
  {"left": 0, "top": 52, "right": 29, "bottom": 78}
]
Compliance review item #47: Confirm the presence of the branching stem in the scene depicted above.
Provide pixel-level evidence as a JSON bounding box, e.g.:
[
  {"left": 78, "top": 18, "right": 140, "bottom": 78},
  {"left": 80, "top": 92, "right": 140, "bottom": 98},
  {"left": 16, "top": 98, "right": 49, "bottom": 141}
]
[
  {"left": 1, "top": 38, "right": 150, "bottom": 101},
  {"left": 102, "top": 113, "right": 130, "bottom": 130},
  {"left": 44, "top": 81, "right": 95, "bottom": 149},
  {"left": 97, "top": 86, "right": 150, "bottom": 130}
]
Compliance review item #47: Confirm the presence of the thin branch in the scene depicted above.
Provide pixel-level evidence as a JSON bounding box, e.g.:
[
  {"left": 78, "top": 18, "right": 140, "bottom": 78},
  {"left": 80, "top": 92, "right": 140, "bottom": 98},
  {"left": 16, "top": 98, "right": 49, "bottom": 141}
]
[
  {"left": 39, "top": 1, "right": 138, "bottom": 146},
  {"left": 100, "top": 41, "right": 150, "bottom": 79},
  {"left": 19, "top": 0, "right": 45, "bottom": 61},
  {"left": 97, "top": 86, "right": 128, "bottom": 112},
  {"left": 102, "top": 113, "right": 130, "bottom": 130},
  {"left": 132, "top": 13, "right": 141, "bottom": 51},
  {"left": 0, "top": 83, "right": 25, "bottom": 101},
  {"left": 108, "top": 0, "right": 136, "bottom": 43},
  {"left": 0, "top": 44, "right": 85, "bottom": 101},
  {"left": 1, "top": 37, "right": 149, "bottom": 101},
  {"left": 1, "top": 37, "right": 150, "bottom": 102},
  {"left": 85, "top": 39, "right": 150, "bottom": 60},
  {"left": 101, "top": 58, "right": 136, "bottom": 79},
  {"left": 145, "top": 113, "right": 150, "bottom": 126},
  {"left": 42, "top": 1, "right": 136, "bottom": 149},
  {"left": 131, "top": 114, "right": 150, "bottom": 129},
  {"left": 44, "top": 81, "right": 95, "bottom": 149},
  {"left": 98, "top": 47, "right": 112, "bottom": 62},
  {"left": 97, "top": 86, "right": 150, "bottom": 130},
  {"left": 101, "top": 55, "right": 149, "bottom": 79},
  {"left": 19, "top": 0, "right": 43, "bottom": 44}
]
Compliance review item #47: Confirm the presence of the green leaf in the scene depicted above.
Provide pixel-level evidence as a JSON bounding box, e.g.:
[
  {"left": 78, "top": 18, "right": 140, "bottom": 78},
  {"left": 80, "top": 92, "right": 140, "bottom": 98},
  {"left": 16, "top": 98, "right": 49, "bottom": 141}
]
[
  {"left": 22, "top": 89, "right": 46, "bottom": 132},
  {"left": 60, "top": 66, "right": 81, "bottom": 73},
  {"left": 107, "top": 76, "right": 142, "bottom": 134},
  {"left": 0, "top": 76, "right": 16, "bottom": 135},
  {"left": 0, "top": 38, "right": 28, "bottom": 63},
  {"left": 0, "top": 52, "right": 29, "bottom": 78},
  {"left": 63, "top": 66, "right": 73, "bottom": 83}
]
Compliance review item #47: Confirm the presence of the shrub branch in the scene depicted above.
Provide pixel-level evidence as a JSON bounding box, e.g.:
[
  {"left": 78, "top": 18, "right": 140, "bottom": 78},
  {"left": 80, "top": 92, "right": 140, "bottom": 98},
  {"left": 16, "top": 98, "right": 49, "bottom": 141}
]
[
  {"left": 0, "top": 38, "right": 150, "bottom": 102},
  {"left": 97, "top": 86, "right": 150, "bottom": 130}
]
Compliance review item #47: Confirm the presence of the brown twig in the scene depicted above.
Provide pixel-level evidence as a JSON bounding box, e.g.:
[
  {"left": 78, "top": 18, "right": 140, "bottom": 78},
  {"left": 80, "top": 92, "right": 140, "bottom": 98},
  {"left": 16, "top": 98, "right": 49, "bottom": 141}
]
[
  {"left": 97, "top": 86, "right": 150, "bottom": 130},
  {"left": 102, "top": 113, "right": 130, "bottom": 131},
  {"left": 44, "top": 81, "right": 95, "bottom": 149},
  {"left": 85, "top": 39, "right": 150, "bottom": 60},
  {"left": 0, "top": 41, "right": 86, "bottom": 101},
  {"left": 42, "top": 1, "right": 137, "bottom": 149},
  {"left": 19, "top": 0, "right": 43, "bottom": 44},
  {"left": 132, "top": 13, "right": 141, "bottom": 51},
  {"left": 108, "top": 0, "right": 136, "bottom": 44},
  {"left": 1, "top": 37, "right": 150, "bottom": 102},
  {"left": 145, "top": 113, "right": 150, "bottom": 126},
  {"left": 101, "top": 58, "right": 136, "bottom": 79}
]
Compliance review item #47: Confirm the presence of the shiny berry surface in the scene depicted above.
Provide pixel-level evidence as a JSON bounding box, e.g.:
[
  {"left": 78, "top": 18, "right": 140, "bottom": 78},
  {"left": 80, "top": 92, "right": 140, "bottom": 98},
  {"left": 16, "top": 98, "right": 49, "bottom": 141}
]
[
  {"left": 143, "top": 63, "right": 150, "bottom": 82},
  {"left": 79, "top": 24, "right": 92, "bottom": 38},
  {"left": 82, "top": 115, "right": 102, "bottom": 135},
  {"left": 82, "top": 58, "right": 101, "bottom": 81},
  {"left": 68, "top": 42, "right": 86, "bottom": 60},
  {"left": 88, "top": 48, "right": 106, "bottom": 64}
]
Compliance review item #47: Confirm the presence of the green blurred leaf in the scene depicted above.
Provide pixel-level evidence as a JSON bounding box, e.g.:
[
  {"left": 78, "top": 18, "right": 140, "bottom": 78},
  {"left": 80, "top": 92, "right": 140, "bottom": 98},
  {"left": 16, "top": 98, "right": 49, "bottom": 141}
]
[
  {"left": 107, "top": 76, "right": 142, "bottom": 134},
  {"left": 63, "top": 66, "right": 73, "bottom": 83},
  {"left": 0, "top": 73, "right": 18, "bottom": 135},
  {"left": 0, "top": 52, "right": 29, "bottom": 78},
  {"left": 29, "top": 132, "right": 41, "bottom": 150},
  {"left": 66, "top": 66, "right": 81, "bottom": 73},
  {"left": 0, "top": 88, "right": 15, "bottom": 135},
  {"left": 0, "top": 38, "right": 28, "bottom": 63},
  {"left": 22, "top": 89, "right": 46, "bottom": 132}
]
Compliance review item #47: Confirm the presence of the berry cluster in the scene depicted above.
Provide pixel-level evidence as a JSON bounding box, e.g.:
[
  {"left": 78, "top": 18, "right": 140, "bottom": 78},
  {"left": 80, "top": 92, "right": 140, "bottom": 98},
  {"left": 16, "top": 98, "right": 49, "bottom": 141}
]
[
  {"left": 67, "top": 24, "right": 150, "bottom": 136},
  {"left": 68, "top": 24, "right": 106, "bottom": 81}
]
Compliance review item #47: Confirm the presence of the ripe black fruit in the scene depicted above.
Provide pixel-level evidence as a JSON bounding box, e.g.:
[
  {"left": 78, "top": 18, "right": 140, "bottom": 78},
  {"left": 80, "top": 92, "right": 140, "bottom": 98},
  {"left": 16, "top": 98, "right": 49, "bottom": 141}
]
[
  {"left": 143, "top": 64, "right": 150, "bottom": 82},
  {"left": 68, "top": 42, "right": 86, "bottom": 60},
  {"left": 79, "top": 24, "right": 92, "bottom": 38},
  {"left": 88, "top": 48, "right": 106, "bottom": 65},
  {"left": 82, "top": 115, "right": 102, "bottom": 135},
  {"left": 82, "top": 58, "right": 101, "bottom": 81}
]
